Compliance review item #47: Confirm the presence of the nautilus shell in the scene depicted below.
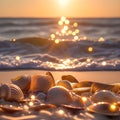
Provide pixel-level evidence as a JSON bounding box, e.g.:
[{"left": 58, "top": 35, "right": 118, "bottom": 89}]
[
  {"left": 30, "top": 75, "right": 55, "bottom": 93},
  {"left": 47, "top": 86, "right": 73, "bottom": 105},
  {"left": 0, "top": 84, "right": 24, "bottom": 102},
  {"left": 91, "top": 90, "right": 118, "bottom": 104},
  {"left": 87, "top": 102, "right": 120, "bottom": 116},
  {"left": 62, "top": 75, "right": 79, "bottom": 83},
  {"left": 11, "top": 74, "right": 31, "bottom": 93},
  {"left": 56, "top": 80, "right": 73, "bottom": 90}
]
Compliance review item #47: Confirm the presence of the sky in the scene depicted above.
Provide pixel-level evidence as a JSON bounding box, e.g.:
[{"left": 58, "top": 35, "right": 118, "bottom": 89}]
[{"left": 0, "top": 0, "right": 120, "bottom": 18}]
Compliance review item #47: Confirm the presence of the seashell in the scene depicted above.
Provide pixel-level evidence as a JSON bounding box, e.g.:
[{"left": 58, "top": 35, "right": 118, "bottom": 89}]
[
  {"left": 72, "top": 87, "right": 91, "bottom": 95},
  {"left": 61, "top": 104, "right": 84, "bottom": 114},
  {"left": 30, "top": 103, "right": 56, "bottom": 111},
  {"left": 62, "top": 75, "right": 79, "bottom": 83},
  {"left": 36, "top": 92, "right": 47, "bottom": 101},
  {"left": 87, "top": 102, "right": 120, "bottom": 116},
  {"left": 56, "top": 80, "right": 72, "bottom": 90},
  {"left": 30, "top": 75, "right": 55, "bottom": 93},
  {"left": 0, "top": 105, "right": 23, "bottom": 113},
  {"left": 91, "top": 90, "right": 118, "bottom": 104},
  {"left": 0, "top": 84, "right": 24, "bottom": 102},
  {"left": 11, "top": 74, "right": 31, "bottom": 93},
  {"left": 91, "top": 82, "right": 119, "bottom": 94},
  {"left": 47, "top": 86, "right": 73, "bottom": 106},
  {"left": 72, "top": 81, "right": 93, "bottom": 88},
  {"left": 46, "top": 71, "right": 55, "bottom": 86}
]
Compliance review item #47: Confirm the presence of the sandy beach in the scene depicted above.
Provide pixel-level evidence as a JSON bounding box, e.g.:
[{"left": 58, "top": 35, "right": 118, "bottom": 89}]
[
  {"left": 0, "top": 70, "right": 120, "bottom": 84},
  {"left": 0, "top": 70, "right": 120, "bottom": 120}
]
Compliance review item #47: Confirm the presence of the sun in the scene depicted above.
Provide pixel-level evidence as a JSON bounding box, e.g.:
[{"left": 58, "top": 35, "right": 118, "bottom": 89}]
[{"left": 59, "top": 0, "right": 69, "bottom": 7}]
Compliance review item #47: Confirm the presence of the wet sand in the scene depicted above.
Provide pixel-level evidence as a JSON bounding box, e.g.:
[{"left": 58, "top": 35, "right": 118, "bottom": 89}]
[{"left": 0, "top": 70, "right": 120, "bottom": 84}]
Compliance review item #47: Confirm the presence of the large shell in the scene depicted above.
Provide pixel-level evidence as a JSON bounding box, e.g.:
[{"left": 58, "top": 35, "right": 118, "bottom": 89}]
[
  {"left": 91, "top": 82, "right": 119, "bottom": 94},
  {"left": 56, "top": 80, "right": 73, "bottom": 90},
  {"left": 47, "top": 86, "right": 73, "bottom": 106},
  {"left": 91, "top": 90, "right": 118, "bottom": 104},
  {"left": 62, "top": 75, "right": 79, "bottom": 83},
  {"left": 87, "top": 102, "right": 120, "bottom": 116},
  {"left": 30, "top": 75, "right": 55, "bottom": 93},
  {"left": 0, "top": 84, "right": 24, "bottom": 102},
  {"left": 11, "top": 74, "right": 31, "bottom": 93}
]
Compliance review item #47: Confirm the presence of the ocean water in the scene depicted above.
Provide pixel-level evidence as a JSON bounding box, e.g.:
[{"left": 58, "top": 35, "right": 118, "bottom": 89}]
[{"left": 0, "top": 17, "right": 120, "bottom": 71}]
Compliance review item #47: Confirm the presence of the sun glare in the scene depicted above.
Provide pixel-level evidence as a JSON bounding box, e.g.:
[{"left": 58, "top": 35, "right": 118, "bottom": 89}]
[{"left": 59, "top": 0, "right": 69, "bottom": 6}]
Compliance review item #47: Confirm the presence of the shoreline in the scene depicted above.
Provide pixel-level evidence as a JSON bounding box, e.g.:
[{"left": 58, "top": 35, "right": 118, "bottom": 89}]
[{"left": 0, "top": 70, "right": 120, "bottom": 84}]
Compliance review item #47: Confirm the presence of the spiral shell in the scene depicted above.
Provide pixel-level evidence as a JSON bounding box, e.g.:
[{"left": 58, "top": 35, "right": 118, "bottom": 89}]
[
  {"left": 30, "top": 75, "right": 55, "bottom": 93},
  {"left": 87, "top": 102, "right": 120, "bottom": 116},
  {"left": 91, "top": 90, "right": 118, "bottom": 104},
  {"left": 0, "top": 84, "right": 24, "bottom": 102},
  {"left": 11, "top": 74, "right": 31, "bottom": 93},
  {"left": 47, "top": 86, "right": 73, "bottom": 105}
]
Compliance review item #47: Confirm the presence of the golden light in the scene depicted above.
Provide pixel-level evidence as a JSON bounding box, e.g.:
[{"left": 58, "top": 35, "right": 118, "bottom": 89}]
[
  {"left": 75, "top": 29, "right": 79, "bottom": 34},
  {"left": 88, "top": 47, "right": 93, "bottom": 52},
  {"left": 72, "top": 32, "right": 76, "bottom": 36},
  {"left": 86, "top": 58, "right": 91, "bottom": 62},
  {"left": 61, "top": 16, "right": 66, "bottom": 22},
  {"left": 73, "top": 22, "right": 78, "bottom": 27},
  {"left": 30, "top": 95, "right": 35, "bottom": 100},
  {"left": 64, "top": 25, "right": 68, "bottom": 31},
  {"left": 110, "top": 104, "right": 117, "bottom": 112},
  {"left": 98, "top": 37, "right": 105, "bottom": 42},
  {"left": 74, "top": 36, "right": 79, "bottom": 40},
  {"left": 82, "top": 97, "right": 87, "bottom": 102},
  {"left": 55, "top": 39, "right": 60, "bottom": 44},
  {"left": 50, "top": 34, "right": 55, "bottom": 39},
  {"left": 29, "top": 102, "right": 34, "bottom": 106},
  {"left": 23, "top": 105, "right": 29, "bottom": 110},
  {"left": 102, "top": 61, "right": 107, "bottom": 66},
  {"left": 59, "top": 0, "right": 69, "bottom": 7},
  {"left": 68, "top": 30, "right": 72, "bottom": 35},
  {"left": 65, "top": 19, "right": 70, "bottom": 25},
  {"left": 61, "top": 29, "right": 66, "bottom": 34},
  {"left": 16, "top": 56, "right": 20, "bottom": 61},
  {"left": 57, "top": 109, "right": 65, "bottom": 115},
  {"left": 58, "top": 20, "right": 63, "bottom": 26}
]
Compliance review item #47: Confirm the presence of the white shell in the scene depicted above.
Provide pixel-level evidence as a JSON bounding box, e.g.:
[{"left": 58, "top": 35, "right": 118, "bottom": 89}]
[
  {"left": 30, "top": 75, "right": 55, "bottom": 93},
  {"left": 91, "top": 90, "right": 118, "bottom": 103},
  {"left": 0, "top": 84, "right": 24, "bottom": 102},
  {"left": 47, "top": 86, "right": 73, "bottom": 105},
  {"left": 87, "top": 102, "right": 120, "bottom": 116},
  {"left": 56, "top": 80, "right": 72, "bottom": 90},
  {"left": 11, "top": 74, "right": 31, "bottom": 93}
]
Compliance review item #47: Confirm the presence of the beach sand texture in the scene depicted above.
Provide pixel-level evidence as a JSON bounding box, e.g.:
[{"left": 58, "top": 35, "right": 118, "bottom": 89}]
[{"left": 0, "top": 70, "right": 120, "bottom": 120}]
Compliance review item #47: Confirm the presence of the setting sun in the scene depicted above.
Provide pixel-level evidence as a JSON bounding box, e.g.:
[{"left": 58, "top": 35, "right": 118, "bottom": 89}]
[{"left": 59, "top": 0, "right": 69, "bottom": 7}]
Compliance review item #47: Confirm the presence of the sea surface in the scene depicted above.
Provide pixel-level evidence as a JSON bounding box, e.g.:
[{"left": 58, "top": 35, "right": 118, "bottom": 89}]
[{"left": 0, "top": 18, "right": 120, "bottom": 71}]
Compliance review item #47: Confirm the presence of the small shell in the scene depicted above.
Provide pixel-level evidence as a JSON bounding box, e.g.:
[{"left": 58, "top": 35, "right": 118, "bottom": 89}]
[
  {"left": 91, "top": 83, "right": 119, "bottom": 94},
  {"left": 72, "top": 81, "right": 93, "bottom": 88},
  {"left": 30, "top": 75, "right": 55, "bottom": 93},
  {"left": 62, "top": 104, "right": 84, "bottom": 114},
  {"left": 11, "top": 74, "right": 31, "bottom": 93},
  {"left": 47, "top": 86, "right": 73, "bottom": 105},
  {"left": 91, "top": 90, "right": 118, "bottom": 104},
  {"left": 62, "top": 75, "right": 79, "bottom": 83},
  {"left": 0, "top": 84, "right": 24, "bottom": 102},
  {"left": 72, "top": 87, "right": 91, "bottom": 95},
  {"left": 30, "top": 103, "right": 56, "bottom": 111},
  {"left": 87, "top": 102, "right": 120, "bottom": 116},
  {"left": 0, "top": 105, "right": 23, "bottom": 113},
  {"left": 56, "top": 80, "right": 73, "bottom": 90}
]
